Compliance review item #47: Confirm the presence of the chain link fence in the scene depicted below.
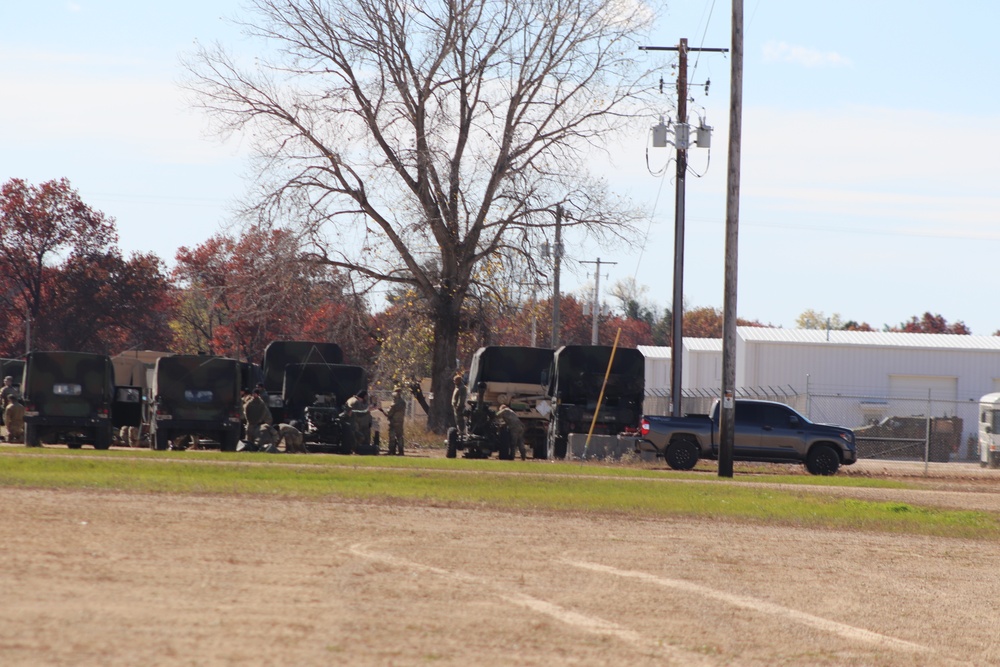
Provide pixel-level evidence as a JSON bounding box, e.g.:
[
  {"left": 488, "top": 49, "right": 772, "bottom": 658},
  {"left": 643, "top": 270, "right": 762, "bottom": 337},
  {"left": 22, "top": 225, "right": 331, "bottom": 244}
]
[{"left": 643, "top": 387, "right": 980, "bottom": 464}]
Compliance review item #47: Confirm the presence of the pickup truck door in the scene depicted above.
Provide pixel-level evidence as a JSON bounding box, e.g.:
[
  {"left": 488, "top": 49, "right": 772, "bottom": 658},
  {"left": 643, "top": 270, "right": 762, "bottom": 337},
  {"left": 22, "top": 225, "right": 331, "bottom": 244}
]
[
  {"left": 756, "top": 403, "right": 806, "bottom": 461},
  {"left": 716, "top": 402, "right": 764, "bottom": 458}
]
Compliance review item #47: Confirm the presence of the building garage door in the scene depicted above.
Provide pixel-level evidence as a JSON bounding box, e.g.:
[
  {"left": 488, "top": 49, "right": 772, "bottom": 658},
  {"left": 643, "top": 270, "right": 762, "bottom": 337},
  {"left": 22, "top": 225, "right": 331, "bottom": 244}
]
[{"left": 887, "top": 375, "right": 958, "bottom": 420}]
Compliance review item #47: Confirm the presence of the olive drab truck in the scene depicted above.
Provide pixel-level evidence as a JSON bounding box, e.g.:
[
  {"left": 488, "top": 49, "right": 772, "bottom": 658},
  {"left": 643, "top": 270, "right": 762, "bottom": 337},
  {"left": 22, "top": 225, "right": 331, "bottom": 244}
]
[
  {"left": 463, "top": 346, "right": 555, "bottom": 459},
  {"left": 150, "top": 355, "right": 243, "bottom": 451},
  {"left": 979, "top": 393, "right": 1000, "bottom": 468},
  {"left": 543, "top": 345, "right": 645, "bottom": 459},
  {"left": 261, "top": 341, "right": 344, "bottom": 424},
  {"left": 21, "top": 351, "right": 135, "bottom": 449}
]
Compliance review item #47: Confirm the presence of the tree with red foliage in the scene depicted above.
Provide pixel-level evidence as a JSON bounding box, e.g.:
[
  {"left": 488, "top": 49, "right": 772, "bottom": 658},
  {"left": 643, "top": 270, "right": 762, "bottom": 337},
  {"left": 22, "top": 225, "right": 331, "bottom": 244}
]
[
  {"left": 0, "top": 178, "right": 117, "bottom": 354},
  {"left": 41, "top": 251, "right": 175, "bottom": 353},
  {"left": 173, "top": 228, "right": 371, "bottom": 364},
  {"left": 893, "top": 313, "right": 971, "bottom": 335}
]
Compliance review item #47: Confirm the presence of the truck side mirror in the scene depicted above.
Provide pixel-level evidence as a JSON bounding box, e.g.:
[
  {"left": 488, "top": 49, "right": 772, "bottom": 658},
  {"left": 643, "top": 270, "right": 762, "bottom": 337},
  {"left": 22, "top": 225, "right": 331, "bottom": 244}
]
[{"left": 987, "top": 425, "right": 994, "bottom": 434}]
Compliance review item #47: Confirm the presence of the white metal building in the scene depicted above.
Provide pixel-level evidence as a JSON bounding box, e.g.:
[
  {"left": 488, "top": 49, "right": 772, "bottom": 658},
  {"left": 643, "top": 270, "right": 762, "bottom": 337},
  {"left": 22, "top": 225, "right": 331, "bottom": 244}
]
[{"left": 640, "top": 327, "right": 1000, "bottom": 458}]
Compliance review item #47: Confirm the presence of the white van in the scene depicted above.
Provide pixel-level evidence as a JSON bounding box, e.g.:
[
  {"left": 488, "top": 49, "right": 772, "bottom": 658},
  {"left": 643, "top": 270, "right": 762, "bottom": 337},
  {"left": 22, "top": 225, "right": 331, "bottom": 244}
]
[{"left": 978, "top": 393, "right": 1000, "bottom": 468}]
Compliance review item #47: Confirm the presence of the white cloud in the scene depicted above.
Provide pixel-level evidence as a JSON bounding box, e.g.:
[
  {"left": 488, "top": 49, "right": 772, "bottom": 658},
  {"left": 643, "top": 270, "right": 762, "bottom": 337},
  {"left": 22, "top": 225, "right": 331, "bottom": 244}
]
[{"left": 762, "top": 40, "right": 853, "bottom": 67}]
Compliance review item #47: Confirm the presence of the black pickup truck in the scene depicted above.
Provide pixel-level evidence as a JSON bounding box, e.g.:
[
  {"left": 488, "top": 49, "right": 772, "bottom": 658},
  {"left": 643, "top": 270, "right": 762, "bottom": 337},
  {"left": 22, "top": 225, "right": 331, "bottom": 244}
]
[{"left": 638, "top": 399, "right": 857, "bottom": 475}]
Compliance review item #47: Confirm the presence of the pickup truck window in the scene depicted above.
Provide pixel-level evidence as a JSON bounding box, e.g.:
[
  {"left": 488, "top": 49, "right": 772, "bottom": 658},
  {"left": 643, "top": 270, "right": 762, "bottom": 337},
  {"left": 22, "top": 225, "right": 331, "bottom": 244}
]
[
  {"left": 734, "top": 402, "right": 762, "bottom": 425},
  {"left": 759, "top": 403, "right": 799, "bottom": 428}
]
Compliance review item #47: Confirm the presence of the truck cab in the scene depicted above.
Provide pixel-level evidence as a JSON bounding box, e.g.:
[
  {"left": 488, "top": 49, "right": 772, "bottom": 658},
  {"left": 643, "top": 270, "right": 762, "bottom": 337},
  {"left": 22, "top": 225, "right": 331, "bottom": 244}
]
[{"left": 978, "top": 393, "right": 1000, "bottom": 468}]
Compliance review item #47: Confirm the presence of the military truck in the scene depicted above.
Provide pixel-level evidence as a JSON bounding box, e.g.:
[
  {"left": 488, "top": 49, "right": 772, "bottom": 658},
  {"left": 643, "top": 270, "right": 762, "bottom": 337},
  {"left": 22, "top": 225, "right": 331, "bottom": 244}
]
[
  {"left": 543, "top": 345, "right": 645, "bottom": 459},
  {"left": 280, "top": 362, "right": 376, "bottom": 454},
  {"left": 21, "top": 351, "right": 133, "bottom": 449},
  {"left": 464, "top": 346, "right": 555, "bottom": 459},
  {"left": 150, "top": 355, "right": 243, "bottom": 451},
  {"left": 261, "top": 341, "right": 343, "bottom": 423}
]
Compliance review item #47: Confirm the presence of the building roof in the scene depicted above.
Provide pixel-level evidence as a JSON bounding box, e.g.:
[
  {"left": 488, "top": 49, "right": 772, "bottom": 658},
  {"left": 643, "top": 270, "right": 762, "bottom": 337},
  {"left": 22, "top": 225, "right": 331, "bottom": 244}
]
[
  {"left": 737, "top": 327, "right": 1000, "bottom": 351},
  {"left": 637, "top": 345, "right": 670, "bottom": 359}
]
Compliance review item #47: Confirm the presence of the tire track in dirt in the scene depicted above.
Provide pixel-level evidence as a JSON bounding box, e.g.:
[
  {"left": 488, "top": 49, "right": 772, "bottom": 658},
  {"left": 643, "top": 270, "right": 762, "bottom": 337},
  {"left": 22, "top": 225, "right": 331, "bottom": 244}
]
[
  {"left": 564, "top": 559, "right": 933, "bottom": 655},
  {"left": 348, "top": 543, "right": 717, "bottom": 666}
]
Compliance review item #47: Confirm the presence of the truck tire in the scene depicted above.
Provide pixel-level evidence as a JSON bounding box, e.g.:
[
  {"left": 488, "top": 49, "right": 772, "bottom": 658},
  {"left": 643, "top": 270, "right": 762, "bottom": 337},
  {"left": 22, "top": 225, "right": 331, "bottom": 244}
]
[
  {"left": 805, "top": 444, "right": 840, "bottom": 476},
  {"left": 153, "top": 428, "right": 170, "bottom": 451},
  {"left": 446, "top": 427, "right": 458, "bottom": 459},
  {"left": 221, "top": 430, "right": 239, "bottom": 452},
  {"left": 547, "top": 420, "right": 567, "bottom": 460},
  {"left": 665, "top": 438, "right": 699, "bottom": 471},
  {"left": 93, "top": 424, "right": 113, "bottom": 450},
  {"left": 497, "top": 430, "right": 514, "bottom": 461},
  {"left": 989, "top": 452, "right": 1000, "bottom": 469},
  {"left": 24, "top": 424, "right": 41, "bottom": 448}
]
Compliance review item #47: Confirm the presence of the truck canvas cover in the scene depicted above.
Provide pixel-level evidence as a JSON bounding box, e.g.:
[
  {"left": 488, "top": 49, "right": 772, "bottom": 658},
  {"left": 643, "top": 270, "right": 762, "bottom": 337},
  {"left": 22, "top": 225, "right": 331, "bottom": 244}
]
[
  {"left": 153, "top": 355, "right": 239, "bottom": 421},
  {"left": 24, "top": 351, "right": 113, "bottom": 418},
  {"left": 467, "top": 346, "right": 553, "bottom": 387},
  {"left": 261, "top": 341, "right": 344, "bottom": 394},
  {"left": 547, "top": 345, "right": 644, "bottom": 401},
  {"left": 282, "top": 363, "right": 367, "bottom": 409}
]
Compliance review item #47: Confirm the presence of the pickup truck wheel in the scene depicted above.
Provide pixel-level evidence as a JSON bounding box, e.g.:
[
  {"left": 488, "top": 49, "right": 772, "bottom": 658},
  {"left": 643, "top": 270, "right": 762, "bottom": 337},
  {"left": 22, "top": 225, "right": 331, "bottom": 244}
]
[
  {"left": 806, "top": 445, "right": 840, "bottom": 476},
  {"left": 665, "top": 439, "right": 699, "bottom": 471}
]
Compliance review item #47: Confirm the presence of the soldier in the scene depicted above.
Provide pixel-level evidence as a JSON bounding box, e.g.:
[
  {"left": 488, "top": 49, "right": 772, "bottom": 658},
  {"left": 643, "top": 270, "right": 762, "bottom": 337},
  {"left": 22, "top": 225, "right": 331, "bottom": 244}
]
[
  {"left": 345, "top": 390, "right": 372, "bottom": 451},
  {"left": 0, "top": 375, "right": 18, "bottom": 403},
  {"left": 275, "top": 423, "right": 307, "bottom": 454},
  {"left": 4, "top": 395, "right": 24, "bottom": 444},
  {"left": 496, "top": 403, "right": 526, "bottom": 460},
  {"left": 242, "top": 388, "right": 271, "bottom": 452},
  {"left": 383, "top": 386, "right": 406, "bottom": 456},
  {"left": 452, "top": 374, "right": 468, "bottom": 436}
]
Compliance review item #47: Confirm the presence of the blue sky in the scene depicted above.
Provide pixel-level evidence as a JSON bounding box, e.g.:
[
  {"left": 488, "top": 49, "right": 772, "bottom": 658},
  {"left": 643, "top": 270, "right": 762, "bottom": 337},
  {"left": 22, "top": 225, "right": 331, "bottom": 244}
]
[{"left": 3, "top": 1, "right": 999, "bottom": 334}]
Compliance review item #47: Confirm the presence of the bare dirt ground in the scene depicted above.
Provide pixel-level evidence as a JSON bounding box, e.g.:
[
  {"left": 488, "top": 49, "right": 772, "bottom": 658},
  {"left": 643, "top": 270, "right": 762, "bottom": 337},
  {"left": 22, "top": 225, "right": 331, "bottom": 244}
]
[{"left": 2, "top": 454, "right": 1000, "bottom": 666}]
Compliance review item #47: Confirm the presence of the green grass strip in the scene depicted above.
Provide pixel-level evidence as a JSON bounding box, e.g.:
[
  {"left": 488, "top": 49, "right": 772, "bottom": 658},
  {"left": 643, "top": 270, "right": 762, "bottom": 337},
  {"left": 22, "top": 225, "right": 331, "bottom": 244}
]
[{"left": 0, "top": 450, "right": 994, "bottom": 540}]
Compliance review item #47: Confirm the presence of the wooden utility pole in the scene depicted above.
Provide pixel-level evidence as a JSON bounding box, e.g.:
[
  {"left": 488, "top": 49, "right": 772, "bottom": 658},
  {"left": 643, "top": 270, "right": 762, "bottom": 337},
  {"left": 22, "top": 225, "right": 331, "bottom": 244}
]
[
  {"left": 580, "top": 258, "right": 617, "bottom": 344},
  {"left": 550, "top": 205, "right": 563, "bottom": 349},
  {"left": 718, "top": 0, "right": 745, "bottom": 478},
  {"left": 639, "top": 40, "right": 728, "bottom": 417}
]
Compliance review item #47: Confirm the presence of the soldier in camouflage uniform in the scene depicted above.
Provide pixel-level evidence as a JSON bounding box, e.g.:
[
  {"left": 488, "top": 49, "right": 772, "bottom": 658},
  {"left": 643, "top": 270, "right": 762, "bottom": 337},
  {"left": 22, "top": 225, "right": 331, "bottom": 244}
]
[
  {"left": 345, "top": 391, "right": 372, "bottom": 450},
  {"left": 4, "top": 395, "right": 24, "bottom": 443},
  {"left": 452, "top": 375, "right": 468, "bottom": 436},
  {"left": 496, "top": 404, "right": 526, "bottom": 460},
  {"left": 384, "top": 386, "right": 406, "bottom": 456},
  {"left": 242, "top": 388, "right": 272, "bottom": 452}
]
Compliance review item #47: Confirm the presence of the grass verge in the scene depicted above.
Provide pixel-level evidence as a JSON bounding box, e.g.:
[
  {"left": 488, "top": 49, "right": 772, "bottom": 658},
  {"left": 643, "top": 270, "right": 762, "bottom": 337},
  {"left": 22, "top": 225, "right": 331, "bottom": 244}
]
[{"left": 0, "top": 449, "right": 996, "bottom": 540}]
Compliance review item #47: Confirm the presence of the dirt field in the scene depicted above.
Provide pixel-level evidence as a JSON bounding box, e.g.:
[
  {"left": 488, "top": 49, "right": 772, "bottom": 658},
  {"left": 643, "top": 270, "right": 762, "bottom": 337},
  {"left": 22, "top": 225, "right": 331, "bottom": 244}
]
[{"left": 2, "top": 457, "right": 1000, "bottom": 666}]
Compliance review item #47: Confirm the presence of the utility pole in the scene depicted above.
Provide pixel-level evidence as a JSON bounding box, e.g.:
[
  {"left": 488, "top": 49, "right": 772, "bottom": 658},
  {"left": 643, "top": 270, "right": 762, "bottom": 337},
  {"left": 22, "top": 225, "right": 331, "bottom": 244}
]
[
  {"left": 718, "top": 0, "right": 744, "bottom": 478},
  {"left": 581, "top": 258, "right": 617, "bottom": 345},
  {"left": 549, "top": 205, "right": 564, "bottom": 349},
  {"left": 640, "top": 40, "right": 728, "bottom": 417}
]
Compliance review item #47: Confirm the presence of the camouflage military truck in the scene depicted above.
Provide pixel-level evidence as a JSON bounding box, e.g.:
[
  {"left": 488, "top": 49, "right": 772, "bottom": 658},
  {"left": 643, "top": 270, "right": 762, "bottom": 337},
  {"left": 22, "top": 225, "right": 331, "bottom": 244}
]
[
  {"left": 544, "top": 345, "right": 645, "bottom": 459},
  {"left": 853, "top": 414, "right": 960, "bottom": 462},
  {"left": 462, "top": 346, "right": 555, "bottom": 459},
  {"left": 281, "top": 362, "right": 375, "bottom": 454},
  {"left": 150, "top": 355, "right": 243, "bottom": 451},
  {"left": 21, "top": 351, "right": 132, "bottom": 449},
  {"left": 261, "top": 341, "right": 343, "bottom": 423}
]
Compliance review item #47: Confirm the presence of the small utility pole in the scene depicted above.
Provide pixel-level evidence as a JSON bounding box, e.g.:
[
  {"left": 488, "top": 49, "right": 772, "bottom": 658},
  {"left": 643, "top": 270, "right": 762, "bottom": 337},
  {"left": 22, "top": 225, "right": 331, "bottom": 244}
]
[
  {"left": 550, "top": 205, "right": 564, "bottom": 349},
  {"left": 718, "top": 0, "right": 745, "bottom": 478},
  {"left": 581, "top": 258, "right": 617, "bottom": 345},
  {"left": 640, "top": 39, "right": 727, "bottom": 417}
]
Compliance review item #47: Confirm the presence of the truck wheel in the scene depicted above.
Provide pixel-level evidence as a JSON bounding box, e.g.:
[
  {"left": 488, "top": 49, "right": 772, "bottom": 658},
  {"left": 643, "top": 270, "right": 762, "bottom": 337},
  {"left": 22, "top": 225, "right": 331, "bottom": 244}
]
[
  {"left": 154, "top": 428, "right": 170, "bottom": 451},
  {"left": 93, "top": 424, "right": 113, "bottom": 450},
  {"left": 665, "top": 439, "right": 699, "bottom": 471},
  {"left": 446, "top": 427, "right": 458, "bottom": 459},
  {"left": 989, "top": 452, "right": 1000, "bottom": 469},
  {"left": 221, "top": 430, "right": 239, "bottom": 452},
  {"left": 806, "top": 444, "right": 841, "bottom": 476},
  {"left": 497, "top": 430, "right": 514, "bottom": 460},
  {"left": 24, "top": 424, "right": 41, "bottom": 448}
]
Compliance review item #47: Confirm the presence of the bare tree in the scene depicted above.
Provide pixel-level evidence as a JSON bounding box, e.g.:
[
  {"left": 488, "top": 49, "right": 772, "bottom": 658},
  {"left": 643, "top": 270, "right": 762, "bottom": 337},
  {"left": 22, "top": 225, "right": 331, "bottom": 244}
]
[{"left": 186, "top": 0, "right": 658, "bottom": 429}]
